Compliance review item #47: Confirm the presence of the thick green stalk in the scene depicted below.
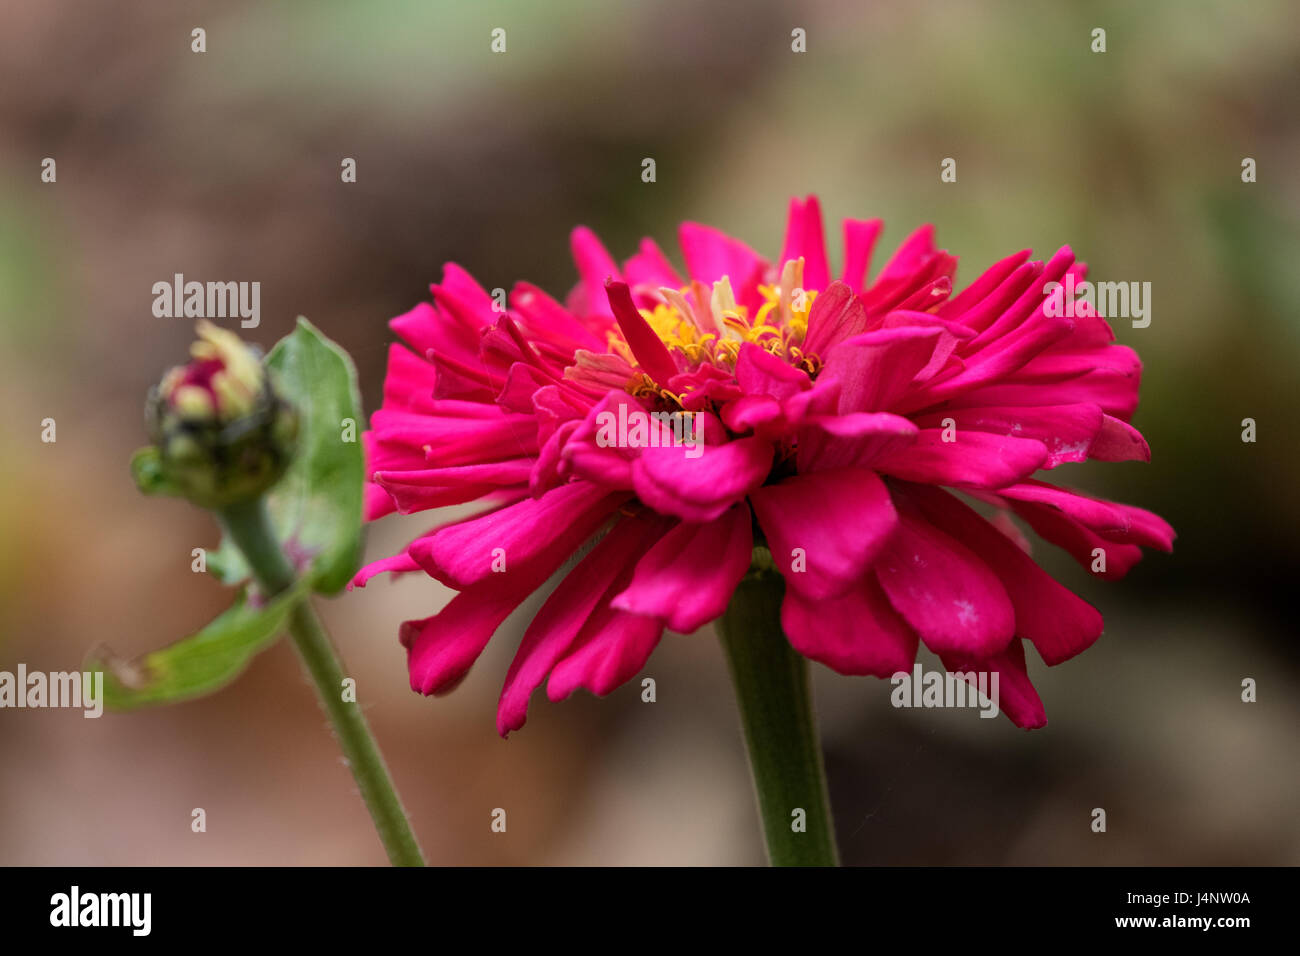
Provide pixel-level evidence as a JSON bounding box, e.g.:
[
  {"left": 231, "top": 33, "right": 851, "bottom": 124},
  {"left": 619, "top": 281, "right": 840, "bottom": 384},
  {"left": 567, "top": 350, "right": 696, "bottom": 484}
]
[
  {"left": 717, "top": 571, "right": 839, "bottom": 866},
  {"left": 217, "top": 498, "right": 425, "bottom": 867}
]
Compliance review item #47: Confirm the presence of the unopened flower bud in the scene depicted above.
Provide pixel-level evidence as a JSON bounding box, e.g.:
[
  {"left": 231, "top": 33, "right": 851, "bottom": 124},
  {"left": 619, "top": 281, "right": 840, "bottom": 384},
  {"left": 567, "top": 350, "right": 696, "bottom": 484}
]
[{"left": 135, "top": 321, "right": 297, "bottom": 509}]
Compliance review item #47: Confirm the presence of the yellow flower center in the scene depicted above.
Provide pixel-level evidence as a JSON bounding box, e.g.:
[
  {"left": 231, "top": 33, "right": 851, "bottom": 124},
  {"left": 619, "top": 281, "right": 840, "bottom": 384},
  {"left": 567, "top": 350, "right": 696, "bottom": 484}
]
[{"left": 607, "top": 258, "right": 822, "bottom": 389}]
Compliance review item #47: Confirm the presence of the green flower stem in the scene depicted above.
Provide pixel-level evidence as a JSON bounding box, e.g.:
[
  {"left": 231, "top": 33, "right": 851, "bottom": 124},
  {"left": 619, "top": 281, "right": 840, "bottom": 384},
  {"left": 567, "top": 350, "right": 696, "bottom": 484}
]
[
  {"left": 717, "top": 571, "right": 840, "bottom": 866},
  {"left": 217, "top": 498, "right": 425, "bottom": 867}
]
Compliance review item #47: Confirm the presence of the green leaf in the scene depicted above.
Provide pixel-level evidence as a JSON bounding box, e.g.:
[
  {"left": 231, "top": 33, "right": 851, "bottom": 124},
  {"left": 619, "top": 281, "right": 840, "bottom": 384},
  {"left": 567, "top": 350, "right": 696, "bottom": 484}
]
[
  {"left": 88, "top": 580, "right": 309, "bottom": 709},
  {"left": 209, "top": 317, "right": 365, "bottom": 594}
]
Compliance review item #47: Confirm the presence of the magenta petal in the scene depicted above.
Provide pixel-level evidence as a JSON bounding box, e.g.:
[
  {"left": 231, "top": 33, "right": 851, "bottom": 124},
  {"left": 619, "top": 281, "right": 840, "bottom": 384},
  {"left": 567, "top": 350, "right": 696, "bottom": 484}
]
[
  {"left": 824, "top": 326, "right": 943, "bottom": 412},
  {"left": 350, "top": 550, "right": 420, "bottom": 589},
  {"left": 796, "top": 411, "right": 919, "bottom": 471},
  {"left": 840, "top": 218, "right": 884, "bottom": 292},
  {"left": 734, "top": 341, "right": 811, "bottom": 401},
  {"left": 720, "top": 394, "right": 785, "bottom": 435},
  {"left": 940, "top": 639, "right": 1047, "bottom": 729},
  {"left": 1105, "top": 502, "right": 1176, "bottom": 551},
  {"left": 432, "top": 262, "right": 499, "bottom": 323},
  {"left": 605, "top": 279, "right": 679, "bottom": 387},
  {"left": 388, "top": 302, "right": 441, "bottom": 357},
  {"left": 944, "top": 261, "right": 1040, "bottom": 336},
  {"left": 633, "top": 435, "right": 772, "bottom": 523},
  {"left": 427, "top": 348, "right": 497, "bottom": 402},
  {"left": 371, "top": 404, "right": 538, "bottom": 468},
  {"left": 364, "top": 481, "right": 398, "bottom": 521},
  {"left": 622, "top": 237, "right": 683, "bottom": 293},
  {"left": 874, "top": 503, "right": 1015, "bottom": 657},
  {"left": 1005, "top": 345, "right": 1141, "bottom": 385},
  {"left": 570, "top": 226, "right": 620, "bottom": 319},
  {"left": 611, "top": 502, "right": 753, "bottom": 633},
  {"left": 945, "top": 366, "right": 1141, "bottom": 423},
  {"left": 778, "top": 195, "right": 830, "bottom": 291},
  {"left": 390, "top": 300, "right": 480, "bottom": 364},
  {"left": 905, "top": 309, "right": 1075, "bottom": 411},
  {"left": 677, "top": 220, "right": 766, "bottom": 309},
  {"left": 496, "top": 514, "right": 668, "bottom": 735},
  {"left": 412, "top": 481, "right": 625, "bottom": 589},
  {"left": 401, "top": 582, "right": 523, "bottom": 696},
  {"left": 994, "top": 481, "right": 1174, "bottom": 563},
  {"left": 511, "top": 282, "right": 604, "bottom": 353},
  {"left": 496, "top": 362, "right": 558, "bottom": 415},
  {"left": 364, "top": 426, "right": 426, "bottom": 476},
  {"left": 880, "top": 310, "right": 978, "bottom": 341},
  {"left": 749, "top": 467, "right": 897, "bottom": 600},
  {"left": 939, "top": 249, "right": 1032, "bottom": 320},
  {"left": 375, "top": 459, "right": 533, "bottom": 513},
  {"left": 1089, "top": 414, "right": 1151, "bottom": 462},
  {"left": 802, "top": 280, "right": 870, "bottom": 359},
  {"left": 912, "top": 403, "right": 1105, "bottom": 469},
  {"left": 995, "top": 495, "right": 1144, "bottom": 580},
  {"left": 560, "top": 392, "right": 646, "bottom": 490},
  {"left": 406, "top": 492, "right": 637, "bottom": 696},
  {"left": 994, "top": 479, "right": 1130, "bottom": 533},
  {"left": 380, "top": 343, "right": 439, "bottom": 413},
  {"left": 546, "top": 605, "right": 664, "bottom": 702},
  {"left": 903, "top": 484, "right": 1103, "bottom": 665},
  {"left": 782, "top": 576, "right": 918, "bottom": 677},
  {"left": 875, "top": 224, "right": 937, "bottom": 280},
  {"left": 531, "top": 419, "right": 580, "bottom": 497},
  {"left": 966, "top": 246, "right": 1074, "bottom": 349},
  {"left": 873, "top": 429, "right": 1048, "bottom": 489}
]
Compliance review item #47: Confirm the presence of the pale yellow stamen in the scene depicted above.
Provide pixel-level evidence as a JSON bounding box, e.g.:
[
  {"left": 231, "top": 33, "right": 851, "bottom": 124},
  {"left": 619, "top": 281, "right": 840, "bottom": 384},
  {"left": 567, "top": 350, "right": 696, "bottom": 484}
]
[
  {"left": 709, "top": 275, "right": 740, "bottom": 331},
  {"left": 778, "top": 257, "right": 804, "bottom": 328}
]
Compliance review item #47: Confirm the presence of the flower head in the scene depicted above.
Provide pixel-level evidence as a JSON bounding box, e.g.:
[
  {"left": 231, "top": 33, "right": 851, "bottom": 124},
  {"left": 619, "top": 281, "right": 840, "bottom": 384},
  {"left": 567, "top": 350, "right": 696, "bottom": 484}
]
[
  {"left": 139, "top": 320, "right": 297, "bottom": 509},
  {"left": 354, "top": 196, "right": 1174, "bottom": 734}
]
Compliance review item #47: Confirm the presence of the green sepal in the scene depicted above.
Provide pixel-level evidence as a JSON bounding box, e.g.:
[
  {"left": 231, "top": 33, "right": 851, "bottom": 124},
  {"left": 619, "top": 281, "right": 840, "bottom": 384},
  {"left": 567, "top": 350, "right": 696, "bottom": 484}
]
[{"left": 130, "top": 446, "right": 183, "bottom": 497}]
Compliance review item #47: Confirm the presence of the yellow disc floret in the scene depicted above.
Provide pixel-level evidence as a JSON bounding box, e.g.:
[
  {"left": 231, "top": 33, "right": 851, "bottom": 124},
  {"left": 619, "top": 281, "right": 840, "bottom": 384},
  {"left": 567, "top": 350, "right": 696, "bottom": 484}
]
[{"left": 608, "top": 257, "right": 821, "bottom": 375}]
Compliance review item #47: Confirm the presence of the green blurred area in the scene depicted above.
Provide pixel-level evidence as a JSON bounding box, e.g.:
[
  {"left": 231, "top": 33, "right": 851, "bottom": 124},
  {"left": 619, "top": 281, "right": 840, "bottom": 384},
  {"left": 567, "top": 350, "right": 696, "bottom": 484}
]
[{"left": 0, "top": 0, "right": 1295, "bottom": 865}]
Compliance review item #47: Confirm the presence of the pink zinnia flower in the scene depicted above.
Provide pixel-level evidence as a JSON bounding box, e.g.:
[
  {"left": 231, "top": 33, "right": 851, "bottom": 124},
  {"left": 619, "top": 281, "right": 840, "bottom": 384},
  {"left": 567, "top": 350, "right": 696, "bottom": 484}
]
[{"left": 353, "top": 196, "right": 1174, "bottom": 734}]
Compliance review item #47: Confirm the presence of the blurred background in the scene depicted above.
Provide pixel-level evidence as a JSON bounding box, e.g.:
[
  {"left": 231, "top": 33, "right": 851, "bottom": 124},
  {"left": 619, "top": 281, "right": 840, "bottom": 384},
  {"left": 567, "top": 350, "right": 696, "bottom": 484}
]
[{"left": 1, "top": 0, "right": 1297, "bottom": 865}]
